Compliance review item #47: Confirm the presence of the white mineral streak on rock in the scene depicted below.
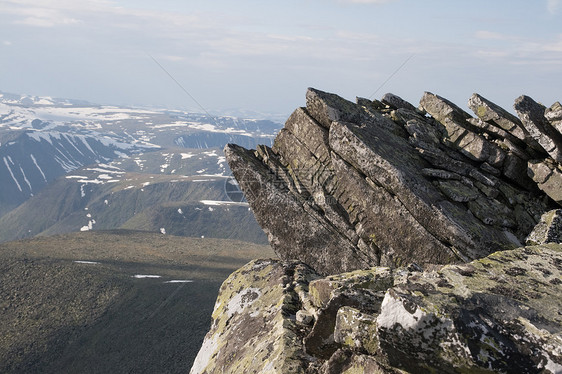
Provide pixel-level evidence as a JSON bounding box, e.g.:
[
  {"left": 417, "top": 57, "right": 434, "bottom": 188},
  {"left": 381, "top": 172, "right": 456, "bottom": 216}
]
[{"left": 225, "top": 287, "right": 262, "bottom": 318}]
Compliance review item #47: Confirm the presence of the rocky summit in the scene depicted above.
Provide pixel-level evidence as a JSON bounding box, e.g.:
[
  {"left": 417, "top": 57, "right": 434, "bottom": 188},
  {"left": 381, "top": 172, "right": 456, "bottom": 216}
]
[
  {"left": 225, "top": 88, "right": 560, "bottom": 275},
  {"left": 191, "top": 89, "right": 562, "bottom": 373}
]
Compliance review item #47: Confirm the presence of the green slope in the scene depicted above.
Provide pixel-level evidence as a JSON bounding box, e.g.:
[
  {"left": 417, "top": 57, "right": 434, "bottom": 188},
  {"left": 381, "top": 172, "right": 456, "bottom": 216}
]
[
  {"left": 0, "top": 171, "right": 265, "bottom": 244},
  {"left": 0, "top": 231, "right": 276, "bottom": 373}
]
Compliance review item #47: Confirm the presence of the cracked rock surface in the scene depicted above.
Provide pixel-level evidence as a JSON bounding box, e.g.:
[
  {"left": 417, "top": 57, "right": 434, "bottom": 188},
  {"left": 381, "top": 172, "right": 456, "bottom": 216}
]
[
  {"left": 225, "top": 88, "right": 559, "bottom": 275},
  {"left": 191, "top": 244, "right": 562, "bottom": 374}
]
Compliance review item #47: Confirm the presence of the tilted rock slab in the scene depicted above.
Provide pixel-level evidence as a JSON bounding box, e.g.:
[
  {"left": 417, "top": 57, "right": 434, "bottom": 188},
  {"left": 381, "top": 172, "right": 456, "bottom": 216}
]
[
  {"left": 191, "top": 244, "right": 562, "bottom": 373},
  {"left": 226, "top": 88, "right": 556, "bottom": 275}
]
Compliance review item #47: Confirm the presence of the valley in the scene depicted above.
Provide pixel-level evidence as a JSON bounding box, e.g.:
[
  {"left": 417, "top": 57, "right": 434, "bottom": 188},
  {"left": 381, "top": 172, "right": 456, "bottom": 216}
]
[{"left": 0, "top": 231, "right": 276, "bottom": 373}]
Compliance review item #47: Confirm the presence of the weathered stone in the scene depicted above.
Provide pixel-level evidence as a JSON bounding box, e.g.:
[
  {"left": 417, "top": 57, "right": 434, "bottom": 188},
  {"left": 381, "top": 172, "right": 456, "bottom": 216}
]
[
  {"left": 304, "top": 288, "right": 382, "bottom": 358},
  {"left": 421, "top": 168, "right": 461, "bottom": 180},
  {"left": 226, "top": 88, "right": 554, "bottom": 274},
  {"left": 526, "top": 209, "right": 562, "bottom": 245},
  {"left": 404, "top": 118, "right": 441, "bottom": 150},
  {"left": 515, "top": 95, "right": 562, "bottom": 162},
  {"left": 528, "top": 160, "right": 562, "bottom": 205},
  {"left": 416, "top": 147, "right": 474, "bottom": 175},
  {"left": 419, "top": 91, "right": 473, "bottom": 124},
  {"left": 375, "top": 244, "right": 562, "bottom": 373},
  {"left": 381, "top": 93, "right": 417, "bottom": 111},
  {"left": 546, "top": 102, "right": 562, "bottom": 122},
  {"left": 468, "top": 93, "right": 528, "bottom": 141},
  {"left": 194, "top": 245, "right": 562, "bottom": 374},
  {"left": 546, "top": 101, "right": 562, "bottom": 136},
  {"left": 224, "top": 144, "right": 374, "bottom": 275},
  {"left": 334, "top": 306, "right": 378, "bottom": 354},
  {"left": 437, "top": 180, "right": 480, "bottom": 202},
  {"left": 467, "top": 196, "right": 516, "bottom": 228},
  {"left": 306, "top": 87, "right": 363, "bottom": 129},
  {"left": 296, "top": 310, "right": 314, "bottom": 325},
  {"left": 356, "top": 96, "right": 386, "bottom": 111},
  {"left": 189, "top": 259, "right": 315, "bottom": 374},
  {"left": 421, "top": 92, "right": 506, "bottom": 167},
  {"left": 308, "top": 267, "right": 393, "bottom": 309},
  {"left": 479, "top": 161, "right": 501, "bottom": 176},
  {"left": 503, "top": 151, "right": 537, "bottom": 190}
]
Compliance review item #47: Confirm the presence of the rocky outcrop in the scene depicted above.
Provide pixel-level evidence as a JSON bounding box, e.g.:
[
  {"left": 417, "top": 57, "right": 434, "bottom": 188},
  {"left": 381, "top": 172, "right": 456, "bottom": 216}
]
[
  {"left": 191, "top": 89, "right": 562, "bottom": 373},
  {"left": 191, "top": 244, "right": 562, "bottom": 373},
  {"left": 225, "top": 88, "right": 559, "bottom": 275}
]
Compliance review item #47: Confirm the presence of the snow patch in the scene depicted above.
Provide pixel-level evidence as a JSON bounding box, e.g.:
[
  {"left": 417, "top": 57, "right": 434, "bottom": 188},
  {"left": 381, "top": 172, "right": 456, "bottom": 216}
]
[
  {"left": 80, "top": 219, "right": 96, "bottom": 231},
  {"left": 164, "top": 280, "right": 194, "bottom": 283},
  {"left": 132, "top": 275, "right": 161, "bottom": 279},
  {"left": 3, "top": 157, "right": 22, "bottom": 192},
  {"left": 200, "top": 200, "right": 249, "bottom": 207},
  {"left": 74, "top": 260, "right": 100, "bottom": 265},
  {"left": 30, "top": 154, "right": 47, "bottom": 183}
]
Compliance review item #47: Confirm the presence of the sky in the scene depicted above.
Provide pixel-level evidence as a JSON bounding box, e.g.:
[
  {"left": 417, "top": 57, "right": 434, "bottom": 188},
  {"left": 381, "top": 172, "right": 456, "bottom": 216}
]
[{"left": 1, "top": 0, "right": 561, "bottom": 117}]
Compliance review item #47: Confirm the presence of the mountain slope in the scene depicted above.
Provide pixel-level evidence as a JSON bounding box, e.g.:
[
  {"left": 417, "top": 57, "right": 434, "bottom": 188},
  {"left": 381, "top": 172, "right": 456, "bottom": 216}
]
[
  {"left": 0, "top": 162, "right": 266, "bottom": 244},
  {"left": 0, "top": 231, "right": 276, "bottom": 374},
  {"left": 0, "top": 91, "right": 282, "bottom": 226}
]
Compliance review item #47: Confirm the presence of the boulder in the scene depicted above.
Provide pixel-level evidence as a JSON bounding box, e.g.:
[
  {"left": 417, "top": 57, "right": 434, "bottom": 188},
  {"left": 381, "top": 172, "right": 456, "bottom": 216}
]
[
  {"left": 189, "top": 259, "right": 319, "bottom": 374},
  {"left": 191, "top": 244, "right": 562, "bottom": 373}
]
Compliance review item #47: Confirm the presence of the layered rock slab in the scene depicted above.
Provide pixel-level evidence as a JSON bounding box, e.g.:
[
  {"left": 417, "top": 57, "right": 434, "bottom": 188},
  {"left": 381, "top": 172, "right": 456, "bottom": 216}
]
[
  {"left": 189, "top": 259, "right": 319, "bottom": 374},
  {"left": 226, "top": 88, "right": 554, "bottom": 275},
  {"left": 191, "top": 244, "right": 562, "bottom": 373}
]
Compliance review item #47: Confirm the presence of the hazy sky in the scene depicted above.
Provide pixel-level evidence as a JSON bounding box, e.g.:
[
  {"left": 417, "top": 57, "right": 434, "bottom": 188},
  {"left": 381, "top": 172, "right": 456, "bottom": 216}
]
[{"left": 1, "top": 0, "right": 561, "bottom": 116}]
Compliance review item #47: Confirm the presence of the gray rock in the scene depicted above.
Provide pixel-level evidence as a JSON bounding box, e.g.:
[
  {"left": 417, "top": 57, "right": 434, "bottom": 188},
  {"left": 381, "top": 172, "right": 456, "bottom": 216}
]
[
  {"left": 225, "top": 88, "right": 555, "bottom": 274},
  {"left": 224, "top": 143, "right": 374, "bottom": 276},
  {"left": 527, "top": 209, "right": 562, "bottom": 245},
  {"left": 528, "top": 159, "right": 562, "bottom": 205},
  {"left": 193, "top": 244, "right": 562, "bottom": 373},
  {"left": 515, "top": 95, "right": 562, "bottom": 162},
  {"left": 545, "top": 101, "right": 562, "bottom": 137},
  {"left": 420, "top": 92, "right": 506, "bottom": 167},
  {"left": 421, "top": 168, "right": 462, "bottom": 180},
  {"left": 381, "top": 92, "right": 417, "bottom": 111},
  {"left": 437, "top": 180, "right": 480, "bottom": 202},
  {"left": 305, "top": 87, "right": 362, "bottom": 129},
  {"left": 468, "top": 93, "right": 528, "bottom": 141},
  {"left": 334, "top": 306, "right": 378, "bottom": 354}
]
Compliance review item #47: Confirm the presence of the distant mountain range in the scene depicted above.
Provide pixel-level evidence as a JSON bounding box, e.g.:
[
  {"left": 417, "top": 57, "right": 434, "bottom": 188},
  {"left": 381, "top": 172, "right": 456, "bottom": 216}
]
[{"left": 0, "top": 90, "right": 283, "bottom": 243}]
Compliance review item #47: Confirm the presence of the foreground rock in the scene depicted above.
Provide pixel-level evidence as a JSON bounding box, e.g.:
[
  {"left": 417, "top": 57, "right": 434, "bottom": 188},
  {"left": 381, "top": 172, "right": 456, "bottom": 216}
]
[
  {"left": 225, "top": 89, "right": 559, "bottom": 275},
  {"left": 191, "top": 244, "right": 562, "bottom": 374}
]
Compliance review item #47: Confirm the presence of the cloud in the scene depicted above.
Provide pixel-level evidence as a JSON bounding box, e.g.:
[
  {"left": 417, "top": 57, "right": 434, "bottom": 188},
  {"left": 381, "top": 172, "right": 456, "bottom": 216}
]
[
  {"left": 547, "top": 0, "right": 561, "bottom": 14},
  {"left": 474, "top": 30, "right": 507, "bottom": 40}
]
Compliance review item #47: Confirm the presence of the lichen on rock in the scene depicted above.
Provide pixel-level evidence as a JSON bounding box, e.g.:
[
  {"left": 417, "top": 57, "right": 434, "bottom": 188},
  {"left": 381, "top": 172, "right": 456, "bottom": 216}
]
[{"left": 192, "top": 245, "right": 562, "bottom": 373}]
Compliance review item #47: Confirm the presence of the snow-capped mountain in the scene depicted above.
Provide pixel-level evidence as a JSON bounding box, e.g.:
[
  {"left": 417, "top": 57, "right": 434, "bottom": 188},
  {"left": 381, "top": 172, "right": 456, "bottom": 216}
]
[{"left": 0, "top": 91, "right": 282, "bottom": 241}]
